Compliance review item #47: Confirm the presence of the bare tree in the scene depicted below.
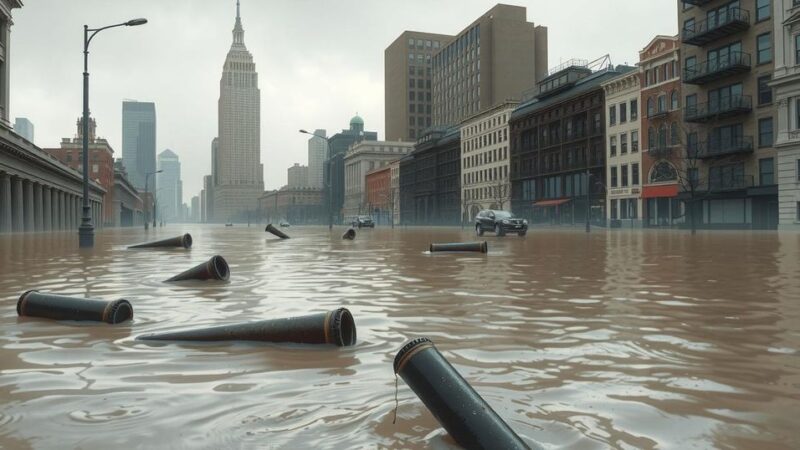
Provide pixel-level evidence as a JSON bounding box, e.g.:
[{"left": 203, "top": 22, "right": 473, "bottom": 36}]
[
  {"left": 489, "top": 176, "right": 511, "bottom": 211},
  {"left": 460, "top": 193, "right": 476, "bottom": 230},
  {"left": 380, "top": 186, "right": 399, "bottom": 228}
]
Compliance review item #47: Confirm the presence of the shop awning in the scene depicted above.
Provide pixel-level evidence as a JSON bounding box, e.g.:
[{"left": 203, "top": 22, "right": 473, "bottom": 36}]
[
  {"left": 642, "top": 184, "right": 678, "bottom": 199},
  {"left": 533, "top": 198, "right": 572, "bottom": 207}
]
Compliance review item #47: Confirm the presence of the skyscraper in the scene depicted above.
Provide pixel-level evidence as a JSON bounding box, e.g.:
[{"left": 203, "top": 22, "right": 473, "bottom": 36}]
[
  {"left": 307, "top": 129, "right": 327, "bottom": 188},
  {"left": 122, "top": 100, "right": 157, "bottom": 192},
  {"left": 157, "top": 149, "right": 182, "bottom": 222},
  {"left": 13, "top": 117, "right": 33, "bottom": 142},
  {"left": 214, "top": 0, "right": 263, "bottom": 221}
]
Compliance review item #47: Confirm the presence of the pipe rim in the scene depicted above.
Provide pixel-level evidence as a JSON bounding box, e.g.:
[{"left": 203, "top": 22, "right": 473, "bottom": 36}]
[
  {"left": 211, "top": 255, "right": 230, "bottom": 281},
  {"left": 393, "top": 337, "right": 434, "bottom": 374},
  {"left": 17, "top": 289, "right": 38, "bottom": 316},
  {"left": 328, "top": 308, "right": 357, "bottom": 346},
  {"left": 481, "top": 241, "right": 488, "bottom": 253},
  {"left": 182, "top": 233, "right": 193, "bottom": 248},
  {"left": 104, "top": 299, "right": 134, "bottom": 324}
]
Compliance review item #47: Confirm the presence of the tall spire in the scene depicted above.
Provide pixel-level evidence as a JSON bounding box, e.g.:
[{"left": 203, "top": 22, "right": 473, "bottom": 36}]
[
  {"left": 236, "top": 0, "right": 240, "bottom": 19},
  {"left": 232, "top": 0, "right": 245, "bottom": 47}
]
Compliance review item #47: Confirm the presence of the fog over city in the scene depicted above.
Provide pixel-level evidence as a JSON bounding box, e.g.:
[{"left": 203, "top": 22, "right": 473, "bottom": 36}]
[{"left": 10, "top": 0, "right": 676, "bottom": 200}]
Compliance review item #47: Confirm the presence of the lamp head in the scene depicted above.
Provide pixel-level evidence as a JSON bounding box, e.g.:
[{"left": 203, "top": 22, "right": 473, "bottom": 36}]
[{"left": 126, "top": 18, "right": 148, "bottom": 26}]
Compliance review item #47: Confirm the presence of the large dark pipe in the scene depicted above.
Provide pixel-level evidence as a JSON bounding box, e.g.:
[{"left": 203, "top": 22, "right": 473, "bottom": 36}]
[
  {"left": 429, "top": 241, "right": 488, "bottom": 253},
  {"left": 17, "top": 290, "right": 133, "bottom": 324},
  {"left": 166, "top": 255, "right": 230, "bottom": 282},
  {"left": 138, "top": 308, "right": 356, "bottom": 346},
  {"left": 128, "top": 233, "right": 192, "bottom": 249},
  {"left": 265, "top": 223, "right": 290, "bottom": 239},
  {"left": 342, "top": 228, "right": 356, "bottom": 240},
  {"left": 394, "top": 338, "right": 536, "bottom": 450}
]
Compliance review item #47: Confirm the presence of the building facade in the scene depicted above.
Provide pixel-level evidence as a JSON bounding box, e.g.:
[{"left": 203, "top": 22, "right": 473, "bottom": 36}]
[
  {"left": 121, "top": 100, "right": 156, "bottom": 192},
  {"left": 307, "top": 129, "right": 327, "bottom": 188},
  {"left": 287, "top": 163, "right": 309, "bottom": 188},
  {"left": 432, "top": 4, "right": 548, "bottom": 127},
  {"left": 460, "top": 101, "right": 518, "bottom": 222},
  {"left": 399, "top": 127, "right": 461, "bottom": 225},
  {"left": 603, "top": 69, "right": 643, "bottom": 227},
  {"left": 259, "top": 187, "right": 324, "bottom": 225},
  {"left": 510, "top": 64, "right": 634, "bottom": 225},
  {"left": 385, "top": 31, "right": 454, "bottom": 141},
  {"left": 13, "top": 117, "right": 32, "bottom": 142},
  {"left": 214, "top": 1, "right": 264, "bottom": 222},
  {"left": 640, "top": 35, "right": 683, "bottom": 227},
  {"left": 771, "top": 0, "right": 800, "bottom": 229},
  {"left": 343, "top": 140, "right": 413, "bottom": 219},
  {"left": 112, "top": 159, "right": 143, "bottom": 227},
  {"left": 679, "top": 0, "right": 779, "bottom": 229},
  {"left": 0, "top": 1, "right": 22, "bottom": 127},
  {"left": 156, "top": 149, "right": 182, "bottom": 223},
  {"left": 365, "top": 165, "right": 393, "bottom": 225},
  {"left": 327, "top": 115, "right": 378, "bottom": 224},
  {"left": 390, "top": 160, "right": 401, "bottom": 224}
]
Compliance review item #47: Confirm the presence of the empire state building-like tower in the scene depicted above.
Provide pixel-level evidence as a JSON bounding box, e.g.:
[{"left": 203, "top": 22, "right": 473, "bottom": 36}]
[{"left": 214, "top": 0, "right": 264, "bottom": 221}]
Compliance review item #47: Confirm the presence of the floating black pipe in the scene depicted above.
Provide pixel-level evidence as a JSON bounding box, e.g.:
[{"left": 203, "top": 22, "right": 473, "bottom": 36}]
[
  {"left": 17, "top": 290, "right": 133, "bottom": 324},
  {"left": 128, "top": 233, "right": 192, "bottom": 249},
  {"left": 394, "top": 338, "right": 536, "bottom": 450},
  {"left": 429, "top": 241, "right": 487, "bottom": 253},
  {"left": 265, "top": 223, "right": 290, "bottom": 239},
  {"left": 342, "top": 228, "right": 356, "bottom": 240},
  {"left": 166, "top": 255, "right": 230, "bottom": 282},
  {"left": 138, "top": 307, "right": 356, "bottom": 346}
]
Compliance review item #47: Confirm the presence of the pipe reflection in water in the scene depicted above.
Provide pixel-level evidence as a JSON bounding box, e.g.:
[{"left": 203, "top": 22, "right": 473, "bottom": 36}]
[
  {"left": 166, "top": 255, "right": 230, "bottom": 282},
  {"left": 265, "top": 224, "right": 290, "bottom": 239},
  {"left": 128, "top": 233, "right": 193, "bottom": 249},
  {"left": 429, "top": 241, "right": 488, "bottom": 253},
  {"left": 394, "top": 337, "right": 536, "bottom": 450},
  {"left": 17, "top": 290, "right": 134, "bottom": 324},
  {"left": 138, "top": 307, "right": 356, "bottom": 346}
]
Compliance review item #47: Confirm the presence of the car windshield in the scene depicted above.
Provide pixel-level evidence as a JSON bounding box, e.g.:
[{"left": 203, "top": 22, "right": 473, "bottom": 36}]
[
  {"left": 359, "top": 216, "right": 371, "bottom": 220},
  {"left": 493, "top": 211, "right": 513, "bottom": 219}
]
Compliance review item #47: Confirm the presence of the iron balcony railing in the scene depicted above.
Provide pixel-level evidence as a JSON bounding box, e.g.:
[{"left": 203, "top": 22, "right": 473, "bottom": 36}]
[
  {"left": 648, "top": 145, "right": 674, "bottom": 159},
  {"left": 684, "top": 52, "right": 751, "bottom": 85},
  {"left": 684, "top": 95, "right": 752, "bottom": 123},
  {"left": 691, "top": 135, "right": 754, "bottom": 159},
  {"left": 708, "top": 174, "right": 754, "bottom": 192},
  {"left": 683, "top": 0, "right": 714, "bottom": 6},
  {"left": 682, "top": 8, "right": 750, "bottom": 46}
]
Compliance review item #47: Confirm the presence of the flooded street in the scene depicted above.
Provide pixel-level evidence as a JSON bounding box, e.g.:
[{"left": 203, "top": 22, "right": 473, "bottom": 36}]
[{"left": 0, "top": 225, "right": 799, "bottom": 449}]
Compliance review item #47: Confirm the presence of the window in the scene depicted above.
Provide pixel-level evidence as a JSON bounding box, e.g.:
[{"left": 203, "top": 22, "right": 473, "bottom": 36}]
[
  {"left": 630, "top": 99, "right": 638, "bottom": 120},
  {"left": 759, "top": 157, "right": 774, "bottom": 185},
  {"left": 609, "top": 105, "right": 616, "bottom": 126},
  {"left": 671, "top": 122, "right": 680, "bottom": 146},
  {"left": 798, "top": 159, "right": 800, "bottom": 181},
  {"left": 620, "top": 103, "right": 627, "bottom": 123},
  {"left": 648, "top": 126, "right": 656, "bottom": 149},
  {"left": 671, "top": 90, "right": 679, "bottom": 110},
  {"left": 683, "top": 18, "right": 695, "bottom": 35},
  {"left": 622, "top": 164, "right": 629, "bottom": 187},
  {"left": 758, "top": 75, "right": 772, "bottom": 105},
  {"left": 756, "top": 0, "right": 771, "bottom": 21},
  {"left": 647, "top": 97, "right": 655, "bottom": 116},
  {"left": 610, "top": 136, "right": 617, "bottom": 156},
  {"left": 686, "top": 94, "right": 697, "bottom": 113},
  {"left": 757, "top": 33, "right": 772, "bottom": 64},
  {"left": 651, "top": 161, "right": 678, "bottom": 183},
  {"left": 621, "top": 133, "right": 628, "bottom": 154},
  {"left": 611, "top": 166, "right": 618, "bottom": 187},
  {"left": 759, "top": 117, "right": 774, "bottom": 147},
  {"left": 657, "top": 95, "right": 666, "bottom": 113},
  {"left": 631, "top": 130, "right": 639, "bottom": 152},
  {"left": 658, "top": 124, "right": 667, "bottom": 148},
  {"left": 796, "top": 34, "right": 800, "bottom": 65},
  {"left": 611, "top": 199, "right": 618, "bottom": 220},
  {"left": 797, "top": 202, "right": 800, "bottom": 222},
  {"left": 685, "top": 56, "right": 697, "bottom": 76},
  {"left": 632, "top": 163, "right": 640, "bottom": 186}
]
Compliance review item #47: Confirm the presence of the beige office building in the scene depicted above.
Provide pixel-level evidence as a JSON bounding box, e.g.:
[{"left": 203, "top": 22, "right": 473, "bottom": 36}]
[
  {"left": 432, "top": 4, "right": 548, "bottom": 127},
  {"left": 385, "top": 31, "right": 454, "bottom": 141}
]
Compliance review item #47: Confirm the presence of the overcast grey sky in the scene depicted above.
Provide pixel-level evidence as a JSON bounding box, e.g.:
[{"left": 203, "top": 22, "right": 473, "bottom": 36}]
[{"left": 9, "top": 0, "right": 677, "bottom": 202}]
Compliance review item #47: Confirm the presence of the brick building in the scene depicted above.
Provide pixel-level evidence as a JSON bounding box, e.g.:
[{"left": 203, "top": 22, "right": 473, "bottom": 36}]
[{"left": 365, "top": 165, "right": 393, "bottom": 225}]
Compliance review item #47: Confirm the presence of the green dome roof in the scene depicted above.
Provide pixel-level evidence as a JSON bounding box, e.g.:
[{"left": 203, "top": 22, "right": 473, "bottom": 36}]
[{"left": 350, "top": 114, "right": 364, "bottom": 126}]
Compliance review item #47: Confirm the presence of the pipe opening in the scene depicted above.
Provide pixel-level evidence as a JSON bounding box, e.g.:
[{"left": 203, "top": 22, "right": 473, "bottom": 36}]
[
  {"left": 394, "top": 337, "right": 433, "bottom": 373},
  {"left": 212, "top": 255, "right": 230, "bottom": 281},
  {"left": 182, "top": 234, "right": 193, "bottom": 248},
  {"left": 330, "top": 308, "right": 357, "bottom": 346},
  {"left": 108, "top": 299, "right": 134, "bottom": 324}
]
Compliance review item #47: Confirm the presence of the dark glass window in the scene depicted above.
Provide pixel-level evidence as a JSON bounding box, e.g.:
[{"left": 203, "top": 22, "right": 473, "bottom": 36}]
[
  {"left": 759, "top": 117, "right": 773, "bottom": 147},
  {"left": 632, "top": 163, "right": 640, "bottom": 186},
  {"left": 609, "top": 105, "right": 616, "bottom": 126},
  {"left": 758, "top": 75, "right": 772, "bottom": 105},
  {"left": 757, "top": 33, "right": 772, "bottom": 64},
  {"left": 759, "top": 157, "right": 774, "bottom": 185},
  {"left": 630, "top": 99, "right": 638, "bottom": 120},
  {"left": 756, "top": 0, "right": 771, "bottom": 21},
  {"left": 610, "top": 166, "right": 618, "bottom": 187}
]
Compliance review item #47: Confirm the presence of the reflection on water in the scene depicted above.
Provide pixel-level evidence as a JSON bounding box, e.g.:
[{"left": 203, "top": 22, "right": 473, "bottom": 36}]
[{"left": 0, "top": 226, "right": 798, "bottom": 449}]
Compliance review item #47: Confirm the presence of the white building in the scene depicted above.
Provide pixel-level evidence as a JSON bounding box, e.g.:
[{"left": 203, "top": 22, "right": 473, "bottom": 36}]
[
  {"left": 307, "top": 129, "right": 326, "bottom": 188},
  {"left": 602, "top": 69, "right": 642, "bottom": 227},
  {"left": 157, "top": 149, "right": 182, "bottom": 222},
  {"left": 459, "top": 101, "right": 518, "bottom": 220},
  {"left": 343, "top": 140, "right": 414, "bottom": 218},
  {"left": 772, "top": 0, "right": 800, "bottom": 229}
]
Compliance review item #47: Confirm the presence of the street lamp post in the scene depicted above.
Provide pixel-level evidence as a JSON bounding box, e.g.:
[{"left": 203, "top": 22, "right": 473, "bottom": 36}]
[
  {"left": 299, "top": 129, "right": 333, "bottom": 230},
  {"left": 80, "top": 18, "right": 147, "bottom": 247},
  {"left": 143, "top": 169, "right": 162, "bottom": 230},
  {"left": 585, "top": 168, "right": 591, "bottom": 233}
]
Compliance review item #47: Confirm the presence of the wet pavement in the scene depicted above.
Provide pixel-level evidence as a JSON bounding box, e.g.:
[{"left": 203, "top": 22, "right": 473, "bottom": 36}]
[{"left": 0, "top": 225, "right": 798, "bottom": 449}]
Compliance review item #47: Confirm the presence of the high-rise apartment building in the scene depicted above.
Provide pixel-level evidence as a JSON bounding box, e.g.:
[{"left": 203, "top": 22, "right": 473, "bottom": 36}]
[
  {"left": 287, "top": 163, "right": 309, "bottom": 188},
  {"left": 385, "top": 32, "right": 454, "bottom": 141},
  {"left": 307, "top": 129, "right": 327, "bottom": 188},
  {"left": 121, "top": 100, "right": 156, "bottom": 192},
  {"left": 432, "top": 4, "right": 548, "bottom": 127},
  {"left": 13, "top": 117, "right": 33, "bottom": 142},
  {"left": 214, "top": 0, "right": 264, "bottom": 221},
  {"left": 157, "top": 149, "right": 182, "bottom": 222},
  {"left": 679, "top": 0, "right": 778, "bottom": 229}
]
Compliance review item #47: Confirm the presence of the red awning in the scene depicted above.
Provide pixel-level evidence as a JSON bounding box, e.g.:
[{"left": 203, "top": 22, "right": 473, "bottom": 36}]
[
  {"left": 533, "top": 198, "right": 572, "bottom": 207},
  {"left": 641, "top": 184, "right": 678, "bottom": 199}
]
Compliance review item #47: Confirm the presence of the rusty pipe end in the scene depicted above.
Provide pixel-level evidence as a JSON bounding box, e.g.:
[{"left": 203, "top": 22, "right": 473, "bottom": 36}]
[
  {"left": 17, "top": 289, "right": 38, "bottom": 316},
  {"left": 327, "top": 308, "right": 357, "bottom": 347},
  {"left": 394, "top": 337, "right": 434, "bottom": 374},
  {"left": 211, "top": 255, "right": 230, "bottom": 281}
]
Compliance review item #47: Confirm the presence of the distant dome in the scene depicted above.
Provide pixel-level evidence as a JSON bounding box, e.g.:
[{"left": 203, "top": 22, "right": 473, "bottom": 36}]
[{"left": 350, "top": 114, "right": 364, "bottom": 126}]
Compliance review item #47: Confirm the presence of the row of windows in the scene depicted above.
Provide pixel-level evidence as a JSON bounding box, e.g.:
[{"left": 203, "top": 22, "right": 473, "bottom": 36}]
[
  {"left": 463, "top": 114, "right": 509, "bottom": 137},
  {"left": 609, "top": 131, "right": 640, "bottom": 156},
  {"left": 610, "top": 198, "right": 639, "bottom": 220},
  {"left": 684, "top": 36, "right": 772, "bottom": 74},
  {"left": 408, "top": 53, "right": 432, "bottom": 65},
  {"left": 464, "top": 181, "right": 508, "bottom": 202},
  {"left": 409, "top": 116, "right": 432, "bottom": 128},
  {"left": 463, "top": 129, "right": 509, "bottom": 152},
  {"left": 408, "top": 91, "right": 432, "bottom": 102},
  {"left": 463, "top": 147, "right": 509, "bottom": 169},
  {"left": 609, "top": 99, "right": 639, "bottom": 126},
  {"left": 409, "top": 78, "right": 432, "bottom": 90},
  {"left": 609, "top": 163, "right": 641, "bottom": 188},
  {"left": 644, "top": 61, "right": 678, "bottom": 87},
  {"left": 648, "top": 123, "right": 681, "bottom": 149},
  {"left": 646, "top": 91, "right": 679, "bottom": 117},
  {"left": 409, "top": 104, "right": 432, "bottom": 114},
  {"left": 463, "top": 165, "right": 509, "bottom": 187},
  {"left": 407, "top": 38, "right": 441, "bottom": 50}
]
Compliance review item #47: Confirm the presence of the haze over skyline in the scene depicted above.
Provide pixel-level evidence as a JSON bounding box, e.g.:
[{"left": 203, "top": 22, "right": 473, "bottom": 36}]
[{"left": 9, "top": 0, "right": 676, "bottom": 202}]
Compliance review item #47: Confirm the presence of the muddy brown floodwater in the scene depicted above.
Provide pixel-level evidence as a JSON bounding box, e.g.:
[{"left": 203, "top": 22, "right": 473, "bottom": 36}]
[{"left": 0, "top": 225, "right": 799, "bottom": 449}]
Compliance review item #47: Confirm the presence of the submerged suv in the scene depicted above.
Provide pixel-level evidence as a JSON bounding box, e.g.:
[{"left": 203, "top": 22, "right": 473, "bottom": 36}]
[
  {"left": 352, "top": 216, "right": 375, "bottom": 228},
  {"left": 475, "top": 210, "right": 528, "bottom": 237}
]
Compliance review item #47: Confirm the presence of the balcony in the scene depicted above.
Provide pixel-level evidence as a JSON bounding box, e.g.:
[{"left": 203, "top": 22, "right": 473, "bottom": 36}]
[
  {"left": 682, "top": 0, "right": 714, "bottom": 5},
  {"left": 684, "top": 52, "right": 751, "bottom": 85},
  {"left": 692, "top": 136, "right": 754, "bottom": 159},
  {"left": 682, "top": 9, "right": 750, "bottom": 47},
  {"left": 647, "top": 108, "right": 669, "bottom": 120},
  {"left": 648, "top": 145, "right": 674, "bottom": 160},
  {"left": 709, "top": 175, "right": 754, "bottom": 192},
  {"left": 684, "top": 95, "right": 752, "bottom": 123}
]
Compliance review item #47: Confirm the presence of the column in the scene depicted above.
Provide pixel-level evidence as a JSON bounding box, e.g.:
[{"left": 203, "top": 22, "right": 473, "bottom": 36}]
[
  {"left": 34, "top": 183, "right": 43, "bottom": 231},
  {"left": 69, "top": 195, "right": 76, "bottom": 229},
  {"left": 23, "top": 179, "right": 34, "bottom": 231},
  {"left": 43, "top": 186, "right": 51, "bottom": 231},
  {"left": 57, "top": 191, "right": 64, "bottom": 230},
  {"left": 0, "top": 172, "right": 11, "bottom": 232},
  {"left": 52, "top": 189, "right": 60, "bottom": 230},
  {"left": 11, "top": 176, "right": 23, "bottom": 232}
]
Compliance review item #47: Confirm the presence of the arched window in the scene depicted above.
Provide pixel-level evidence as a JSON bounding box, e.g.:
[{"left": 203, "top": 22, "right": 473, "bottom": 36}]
[
  {"left": 657, "top": 95, "right": 666, "bottom": 113},
  {"left": 670, "top": 122, "right": 680, "bottom": 145},
  {"left": 649, "top": 161, "right": 678, "bottom": 183},
  {"left": 647, "top": 97, "right": 655, "bottom": 116},
  {"left": 671, "top": 90, "right": 679, "bottom": 110},
  {"left": 658, "top": 124, "right": 667, "bottom": 148},
  {"left": 648, "top": 126, "right": 656, "bottom": 149}
]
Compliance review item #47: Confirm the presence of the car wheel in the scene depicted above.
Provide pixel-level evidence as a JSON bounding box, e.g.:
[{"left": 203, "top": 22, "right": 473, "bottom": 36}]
[
  {"left": 495, "top": 224, "right": 505, "bottom": 237},
  {"left": 518, "top": 231, "right": 527, "bottom": 237},
  {"left": 475, "top": 225, "right": 484, "bottom": 236}
]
